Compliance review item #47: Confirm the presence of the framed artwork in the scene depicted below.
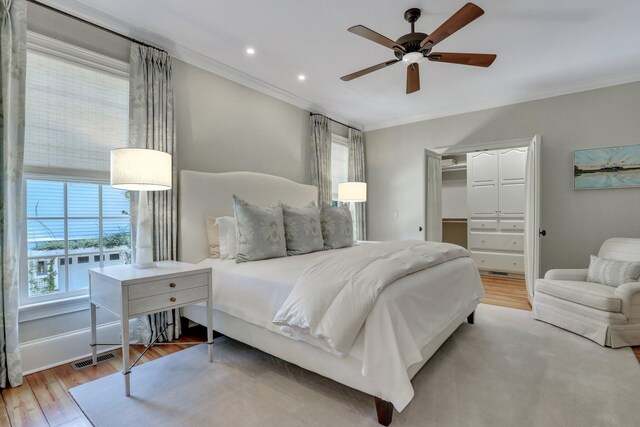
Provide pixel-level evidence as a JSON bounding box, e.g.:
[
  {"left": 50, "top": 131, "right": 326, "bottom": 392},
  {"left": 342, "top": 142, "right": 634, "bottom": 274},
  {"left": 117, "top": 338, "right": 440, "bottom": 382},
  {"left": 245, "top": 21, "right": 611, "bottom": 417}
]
[{"left": 574, "top": 144, "right": 640, "bottom": 190}]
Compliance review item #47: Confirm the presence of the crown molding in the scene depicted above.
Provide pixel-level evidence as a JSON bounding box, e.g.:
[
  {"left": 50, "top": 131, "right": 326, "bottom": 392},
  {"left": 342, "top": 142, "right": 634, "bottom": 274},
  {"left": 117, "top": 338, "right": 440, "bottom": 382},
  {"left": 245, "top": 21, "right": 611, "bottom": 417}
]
[
  {"left": 33, "top": 0, "right": 363, "bottom": 130},
  {"left": 363, "top": 70, "right": 640, "bottom": 132},
  {"left": 31, "top": 0, "right": 640, "bottom": 135}
]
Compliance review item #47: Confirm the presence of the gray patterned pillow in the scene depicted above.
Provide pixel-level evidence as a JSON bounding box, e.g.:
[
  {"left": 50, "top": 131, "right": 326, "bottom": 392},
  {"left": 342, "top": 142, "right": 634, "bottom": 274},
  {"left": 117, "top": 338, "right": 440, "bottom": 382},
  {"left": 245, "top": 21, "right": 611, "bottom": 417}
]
[
  {"left": 282, "top": 202, "right": 324, "bottom": 256},
  {"left": 233, "top": 195, "right": 287, "bottom": 263},
  {"left": 320, "top": 202, "right": 353, "bottom": 250},
  {"left": 586, "top": 255, "right": 640, "bottom": 287}
]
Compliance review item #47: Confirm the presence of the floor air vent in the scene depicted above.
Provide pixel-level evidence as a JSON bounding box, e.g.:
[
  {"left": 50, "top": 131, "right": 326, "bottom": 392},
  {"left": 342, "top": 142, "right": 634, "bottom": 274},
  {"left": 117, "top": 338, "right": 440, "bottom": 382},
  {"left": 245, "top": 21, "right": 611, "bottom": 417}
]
[{"left": 71, "top": 352, "right": 118, "bottom": 370}]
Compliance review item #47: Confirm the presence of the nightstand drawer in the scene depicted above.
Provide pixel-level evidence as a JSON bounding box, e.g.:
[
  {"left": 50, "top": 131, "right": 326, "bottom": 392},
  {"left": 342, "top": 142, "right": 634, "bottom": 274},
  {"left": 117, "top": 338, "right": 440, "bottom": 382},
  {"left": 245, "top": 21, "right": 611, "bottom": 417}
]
[
  {"left": 128, "top": 273, "right": 208, "bottom": 300},
  {"left": 129, "top": 286, "right": 208, "bottom": 316}
]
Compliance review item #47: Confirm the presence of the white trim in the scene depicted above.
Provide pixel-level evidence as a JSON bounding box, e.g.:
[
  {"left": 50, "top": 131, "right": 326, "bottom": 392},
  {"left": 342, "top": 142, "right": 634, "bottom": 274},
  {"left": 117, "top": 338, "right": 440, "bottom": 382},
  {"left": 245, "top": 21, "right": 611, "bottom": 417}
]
[
  {"left": 433, "top": 137, "right": 533, "bottom": 155},
  {"left": 35, "top": 1, "right": 640, "bottom": 133},
  {"left": 19, "top": 295, "right": 89, "bottom": 322},
  {"left": 364, "top": 71, "right": 640, "bottom": 131},
  {"left": 27, "top": 31, "right": 129, "bottom": 76},
  {"left": 32, "top": 0, "right": 367, "bottom": 128},
  {"left": 331, "top": 134, "right": 348, "bottom": 146},
  {"left": 20, "top": 319, "right": 136, "bottom": 375}
]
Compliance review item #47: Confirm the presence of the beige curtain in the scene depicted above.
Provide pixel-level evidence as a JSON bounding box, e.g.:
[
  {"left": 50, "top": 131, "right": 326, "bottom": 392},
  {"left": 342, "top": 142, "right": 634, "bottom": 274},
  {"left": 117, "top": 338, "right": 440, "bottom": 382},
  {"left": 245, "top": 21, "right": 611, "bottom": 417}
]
[
  {"left": 0, "top": 0, "right": 27, "bottom": 388},
  {"left": 348, "top": 128, "right": 367, "bottom": 240},
  {"left": 129, "top": 43, "right": 180, "bottom": 343},
  {"left": 310, "top": 114, "right": 332, "bottom": 205}
]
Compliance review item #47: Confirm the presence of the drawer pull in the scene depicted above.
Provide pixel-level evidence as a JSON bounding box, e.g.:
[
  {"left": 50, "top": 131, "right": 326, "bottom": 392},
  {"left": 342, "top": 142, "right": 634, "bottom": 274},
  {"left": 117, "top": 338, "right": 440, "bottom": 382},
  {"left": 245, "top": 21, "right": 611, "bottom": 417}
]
[
  {"left": 512, "top": 262, "right": 517, "bottom": 266},
  {"left": 481, "top": 240, "right": 485, "bottom": 243},
  {"left": 170, "top": 297, "right": 177, "bottom": 302},
  {"left": 513, "top": 241, "right": 517, "bottom": 244},
  {"left": 169, "top": 283, "right": 176, "bottom": 288}
]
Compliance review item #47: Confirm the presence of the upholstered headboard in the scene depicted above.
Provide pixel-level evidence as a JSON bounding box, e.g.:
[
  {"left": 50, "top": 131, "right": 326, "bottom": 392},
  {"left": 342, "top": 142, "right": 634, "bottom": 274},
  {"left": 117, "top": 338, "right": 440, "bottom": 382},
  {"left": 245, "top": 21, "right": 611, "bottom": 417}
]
[{"left": 178, "top": 170, "right": 318, "bottom": 264}]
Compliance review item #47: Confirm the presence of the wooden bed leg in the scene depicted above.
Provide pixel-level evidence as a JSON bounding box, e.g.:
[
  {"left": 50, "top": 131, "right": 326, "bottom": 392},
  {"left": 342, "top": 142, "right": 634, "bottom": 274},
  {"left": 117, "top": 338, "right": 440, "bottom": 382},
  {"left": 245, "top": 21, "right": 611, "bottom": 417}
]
[
  {"left": 467, "top": 310, "right": 475, "bottom": 325},
  {"left": 374, "top": 397, "right": 393, "bottom": 426}
]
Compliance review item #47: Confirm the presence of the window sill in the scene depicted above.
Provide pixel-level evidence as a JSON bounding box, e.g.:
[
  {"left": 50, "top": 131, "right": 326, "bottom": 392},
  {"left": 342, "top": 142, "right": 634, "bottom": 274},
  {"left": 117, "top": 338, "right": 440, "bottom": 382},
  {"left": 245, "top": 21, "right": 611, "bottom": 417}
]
[{"left": 19, "top": 295, "right": 90, "bottom": 322}]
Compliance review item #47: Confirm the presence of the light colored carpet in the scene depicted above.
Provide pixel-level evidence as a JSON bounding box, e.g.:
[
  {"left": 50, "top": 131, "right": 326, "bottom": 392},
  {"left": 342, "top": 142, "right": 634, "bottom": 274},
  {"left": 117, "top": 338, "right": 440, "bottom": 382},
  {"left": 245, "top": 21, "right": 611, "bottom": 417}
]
[{"left": 70, "top": 304, "right": 640, "bottom": 426}]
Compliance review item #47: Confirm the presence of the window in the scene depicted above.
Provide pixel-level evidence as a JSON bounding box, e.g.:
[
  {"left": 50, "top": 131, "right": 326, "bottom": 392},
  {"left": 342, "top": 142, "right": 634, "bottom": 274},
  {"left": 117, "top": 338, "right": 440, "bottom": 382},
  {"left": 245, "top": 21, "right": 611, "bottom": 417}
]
[
  {"left": 331, "top": 135, "right": 349, "bottom": 204},
  {"left": 22, "top": 33, "right": 130, "bottom": 306},
  {"left": 109, "top": 253, "right": 120, "bottom": 261},
  {"left": 25, "top": 180, "right": 131, "bottom": 302}
]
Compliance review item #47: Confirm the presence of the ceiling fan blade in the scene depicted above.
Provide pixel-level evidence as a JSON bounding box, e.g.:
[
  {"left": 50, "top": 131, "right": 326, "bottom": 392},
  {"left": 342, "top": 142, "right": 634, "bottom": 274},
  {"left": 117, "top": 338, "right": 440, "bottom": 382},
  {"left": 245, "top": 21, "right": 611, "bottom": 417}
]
[
  {"left": 348, "top": 25, "right": 405, "bottom": 52},
  {"left": 340, "top": 59, "right": 400, "bottom": 81},
  {"left": 406, "top": 63, "right": 420, "bottom": 94},
  {"left": 428, "top": 52, "right": 496, "bottom": 67},
  {"left": 420, "top": 3, "right": 484, "bottom": 49}
]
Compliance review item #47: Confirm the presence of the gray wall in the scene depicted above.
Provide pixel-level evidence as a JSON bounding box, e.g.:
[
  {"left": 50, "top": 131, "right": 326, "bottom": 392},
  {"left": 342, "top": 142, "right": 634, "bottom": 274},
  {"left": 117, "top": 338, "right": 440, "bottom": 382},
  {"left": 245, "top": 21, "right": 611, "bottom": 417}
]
[
  {"left": 365, "top": 81, "right": 640, "bottom": 273},
  {"left": 21, "top": 3, "right": 312, "bottom": 342},
  {"left": 173, "top": 60, "right": 311, "bottom": 183}
]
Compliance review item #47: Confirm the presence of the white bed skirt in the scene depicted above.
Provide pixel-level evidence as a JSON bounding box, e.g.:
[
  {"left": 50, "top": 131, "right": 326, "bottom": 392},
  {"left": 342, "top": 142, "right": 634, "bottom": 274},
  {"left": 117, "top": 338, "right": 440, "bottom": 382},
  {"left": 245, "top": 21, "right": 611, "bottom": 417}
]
[{"left": 182, "top": 299, "right": 479, "bottom": 399}]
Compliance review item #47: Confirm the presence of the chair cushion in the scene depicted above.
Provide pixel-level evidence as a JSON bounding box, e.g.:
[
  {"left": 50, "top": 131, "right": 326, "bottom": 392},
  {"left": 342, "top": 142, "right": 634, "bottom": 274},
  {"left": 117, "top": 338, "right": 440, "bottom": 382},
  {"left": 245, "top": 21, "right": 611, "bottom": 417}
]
[{"left": 535, "top": 279, "right": 622, "bottom": 313}]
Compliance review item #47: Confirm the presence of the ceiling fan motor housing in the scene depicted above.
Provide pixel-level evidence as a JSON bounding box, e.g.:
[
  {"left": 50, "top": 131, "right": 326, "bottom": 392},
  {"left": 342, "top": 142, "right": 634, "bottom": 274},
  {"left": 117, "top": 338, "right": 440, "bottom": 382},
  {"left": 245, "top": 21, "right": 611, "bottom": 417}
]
[{"left": 395, "top": 32, "right": 429, "bottom": 60}]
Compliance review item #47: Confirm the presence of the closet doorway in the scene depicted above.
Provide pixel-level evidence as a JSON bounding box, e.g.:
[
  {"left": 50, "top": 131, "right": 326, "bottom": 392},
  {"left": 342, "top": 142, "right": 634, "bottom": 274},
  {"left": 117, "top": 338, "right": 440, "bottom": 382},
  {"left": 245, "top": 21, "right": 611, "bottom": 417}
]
[{"left": 425, "top": 136, "right": 541, "bottom": 303}]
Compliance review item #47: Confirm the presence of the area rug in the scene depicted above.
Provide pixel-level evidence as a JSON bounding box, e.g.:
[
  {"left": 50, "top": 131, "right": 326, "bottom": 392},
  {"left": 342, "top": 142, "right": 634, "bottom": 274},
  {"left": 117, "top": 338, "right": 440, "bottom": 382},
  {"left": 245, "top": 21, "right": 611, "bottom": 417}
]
[{"left": 70, "top": 304, "right": 640, "bottom": 426}]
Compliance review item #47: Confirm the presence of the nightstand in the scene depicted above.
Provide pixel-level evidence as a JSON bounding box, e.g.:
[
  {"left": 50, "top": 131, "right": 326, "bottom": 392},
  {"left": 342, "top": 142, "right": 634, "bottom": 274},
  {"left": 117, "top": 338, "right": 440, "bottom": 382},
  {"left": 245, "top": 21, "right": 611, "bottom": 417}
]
[{"left": 88, "top": 261, "right": 213, "bottom": 396}]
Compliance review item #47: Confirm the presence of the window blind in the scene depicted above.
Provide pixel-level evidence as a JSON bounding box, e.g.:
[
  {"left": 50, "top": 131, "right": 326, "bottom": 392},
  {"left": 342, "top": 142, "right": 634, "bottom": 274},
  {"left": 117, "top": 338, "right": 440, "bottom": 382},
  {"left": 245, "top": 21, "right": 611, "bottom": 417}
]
[{"left": 24, "top": 46, "right": 129, "bottom": 174}]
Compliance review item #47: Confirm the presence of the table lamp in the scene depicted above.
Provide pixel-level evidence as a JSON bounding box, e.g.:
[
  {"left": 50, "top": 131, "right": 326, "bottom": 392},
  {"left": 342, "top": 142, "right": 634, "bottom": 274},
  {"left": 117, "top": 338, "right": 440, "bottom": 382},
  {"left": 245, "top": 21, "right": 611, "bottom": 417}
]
[
  {"left": 338, "top": 182, "right": 367, "bottom": 204},
  {"left": 110, "top": 148, "right": 172, "bottom": 268}
]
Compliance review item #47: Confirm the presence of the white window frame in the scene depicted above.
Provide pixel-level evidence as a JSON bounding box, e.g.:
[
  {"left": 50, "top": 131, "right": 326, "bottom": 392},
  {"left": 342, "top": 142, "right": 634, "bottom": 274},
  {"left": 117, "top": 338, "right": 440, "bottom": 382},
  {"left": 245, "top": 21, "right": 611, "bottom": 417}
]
[
  {"left": 21, "top": 175, "right": 132, "bottom": 306},
  {"left": 331, "top": 134, "right": 350, "bottom": 203},
  {"left": 19, "top": 32, "right": 130, "bottom": 319}
]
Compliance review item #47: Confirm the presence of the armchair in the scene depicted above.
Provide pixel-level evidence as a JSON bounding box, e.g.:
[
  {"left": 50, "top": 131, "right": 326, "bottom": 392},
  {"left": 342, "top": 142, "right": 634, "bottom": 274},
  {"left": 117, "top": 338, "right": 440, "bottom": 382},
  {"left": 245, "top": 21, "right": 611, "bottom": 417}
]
[{"left": 533, "top": 238, "right": 640, "bottom": 348}]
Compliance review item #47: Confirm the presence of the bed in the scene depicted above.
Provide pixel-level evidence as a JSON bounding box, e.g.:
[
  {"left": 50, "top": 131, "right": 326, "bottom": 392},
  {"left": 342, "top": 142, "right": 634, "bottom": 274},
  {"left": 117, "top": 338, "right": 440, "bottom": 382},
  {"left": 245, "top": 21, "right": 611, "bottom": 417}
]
[{"left": 178, "top": 170, "right": 484, "bottom": 425}]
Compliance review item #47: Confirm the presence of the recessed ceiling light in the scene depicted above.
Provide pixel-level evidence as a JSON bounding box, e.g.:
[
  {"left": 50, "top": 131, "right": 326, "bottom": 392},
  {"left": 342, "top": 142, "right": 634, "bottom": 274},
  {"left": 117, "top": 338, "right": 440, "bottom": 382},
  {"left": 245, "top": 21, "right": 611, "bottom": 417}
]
[
  {"left": 298, "top": 74, "right": 306, "bottom": 81},
  {"left": 246, "top": 47, "right": 255, "bottom": 55}
]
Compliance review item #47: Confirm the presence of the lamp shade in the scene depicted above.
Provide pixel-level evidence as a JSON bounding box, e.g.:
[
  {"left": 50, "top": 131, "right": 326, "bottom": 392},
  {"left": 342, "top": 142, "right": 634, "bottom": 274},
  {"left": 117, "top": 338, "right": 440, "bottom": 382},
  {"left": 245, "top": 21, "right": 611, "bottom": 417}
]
[
  {"left": 110, "top": 148, "right": 172, "bottom": 191},
  {"left": 338, "top": 182, "right": 367, "bottom": 202}
]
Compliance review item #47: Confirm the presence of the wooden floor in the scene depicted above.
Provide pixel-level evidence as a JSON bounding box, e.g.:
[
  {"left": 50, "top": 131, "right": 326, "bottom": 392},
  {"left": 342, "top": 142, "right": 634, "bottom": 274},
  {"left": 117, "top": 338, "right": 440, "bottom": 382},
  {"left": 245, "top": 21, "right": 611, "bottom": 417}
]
[{"left": 1, "top": 277, "right": 638, "bottom": 426}]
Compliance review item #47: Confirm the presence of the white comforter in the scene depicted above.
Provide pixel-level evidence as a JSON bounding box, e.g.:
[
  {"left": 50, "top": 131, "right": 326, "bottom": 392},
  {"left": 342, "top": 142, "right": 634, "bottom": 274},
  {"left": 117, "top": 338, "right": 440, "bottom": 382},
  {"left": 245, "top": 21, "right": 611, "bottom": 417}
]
[
  {"left": 273, "top": 240, "right": 470, "bottom": 356},
  {"left": 197, "top": 243, "right": 483, "bottom": 411}
]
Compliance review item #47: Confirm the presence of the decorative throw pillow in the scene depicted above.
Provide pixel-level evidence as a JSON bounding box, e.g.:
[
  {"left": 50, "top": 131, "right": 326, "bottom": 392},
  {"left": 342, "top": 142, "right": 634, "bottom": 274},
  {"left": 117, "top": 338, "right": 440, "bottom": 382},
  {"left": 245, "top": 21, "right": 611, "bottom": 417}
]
[
  {"left": 233, "top": 195, "right": 287, "bottom": 263},
  {"left": 320, "top": 202, "right": 354, "bottom": 250},
  {"left": 586, "top": 255, "right": 640, "bottom": 287},
  {"left": 282, "top": 202, "right": 324, "bottom": 256},
  {"left": 205, "top": 216, "right": 221, "bottom": 259},
  {"left": 215, "top": 216, "right": 237, "bottom": 260}
]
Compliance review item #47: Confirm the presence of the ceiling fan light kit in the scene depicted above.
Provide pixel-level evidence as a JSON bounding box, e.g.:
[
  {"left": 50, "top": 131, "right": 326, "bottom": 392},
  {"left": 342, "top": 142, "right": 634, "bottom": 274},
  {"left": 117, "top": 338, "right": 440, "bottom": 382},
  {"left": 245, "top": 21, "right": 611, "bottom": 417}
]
[{"left": 341, "top": 2, "right": 497, "bottom": 94}]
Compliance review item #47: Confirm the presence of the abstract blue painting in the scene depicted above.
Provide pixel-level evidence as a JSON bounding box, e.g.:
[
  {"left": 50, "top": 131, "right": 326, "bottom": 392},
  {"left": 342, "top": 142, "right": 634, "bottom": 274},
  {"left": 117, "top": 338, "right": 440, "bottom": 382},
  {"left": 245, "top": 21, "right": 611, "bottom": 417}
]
[{"left": 574, "top": 144, "right": 640, "bottom": 190}]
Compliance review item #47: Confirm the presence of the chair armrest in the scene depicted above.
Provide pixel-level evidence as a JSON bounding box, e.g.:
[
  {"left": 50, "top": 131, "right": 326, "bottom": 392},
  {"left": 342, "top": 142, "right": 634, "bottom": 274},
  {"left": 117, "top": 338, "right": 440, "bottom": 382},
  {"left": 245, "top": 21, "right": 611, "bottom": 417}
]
[
  {"left": 544, "top": 269, "right": 588, "bottom": 281},
  {"left": 615, "top": 282, "right": 640, "bottom": 320}
]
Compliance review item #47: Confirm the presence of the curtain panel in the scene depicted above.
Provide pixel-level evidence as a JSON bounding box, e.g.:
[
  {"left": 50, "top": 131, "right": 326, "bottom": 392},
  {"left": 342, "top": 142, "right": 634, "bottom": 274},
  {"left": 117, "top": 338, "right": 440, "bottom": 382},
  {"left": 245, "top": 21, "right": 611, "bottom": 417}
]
[
  {"left": 129, "top": 43, "right": 180, "bottom": 343},
  {"left": 348, "top": 128, "right": 367, "bottom": 241},
  {"left": 310, "top": 115, "right": 332, "bottom": 205},
  {"left": 0, "top": 0, "right": 27, "bottom": 388}
]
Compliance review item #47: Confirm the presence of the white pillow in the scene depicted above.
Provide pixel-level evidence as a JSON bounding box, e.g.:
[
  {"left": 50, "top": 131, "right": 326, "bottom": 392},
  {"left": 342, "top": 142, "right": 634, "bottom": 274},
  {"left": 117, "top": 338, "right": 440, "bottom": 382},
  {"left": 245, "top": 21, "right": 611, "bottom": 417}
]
[
  {"left": 215, "top": 216, "right": 237, "bottom": 260},
  {"left": 205, "top": 216, "right": 221, "bottom": 259},
  {"left": 587, "top": 255, "right": 640, "bottom": 287}
]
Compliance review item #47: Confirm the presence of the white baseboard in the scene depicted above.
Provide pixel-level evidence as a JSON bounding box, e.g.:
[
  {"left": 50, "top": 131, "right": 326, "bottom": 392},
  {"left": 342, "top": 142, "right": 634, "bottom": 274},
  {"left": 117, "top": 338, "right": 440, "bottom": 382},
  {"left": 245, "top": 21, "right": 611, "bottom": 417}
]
[{"left": 20, "top": 319, "right": 137, "bottom": 375}]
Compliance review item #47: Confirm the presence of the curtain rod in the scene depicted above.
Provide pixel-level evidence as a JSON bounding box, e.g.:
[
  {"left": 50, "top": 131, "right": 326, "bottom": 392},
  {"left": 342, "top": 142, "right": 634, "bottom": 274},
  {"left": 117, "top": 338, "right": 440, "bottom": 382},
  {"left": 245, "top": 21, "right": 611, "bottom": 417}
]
[
  {"left": 309, "top": 113, "right": 360, "bottom": 132},
  {"left": 27, "top": 0, "right": 168, "bottom": 53}
]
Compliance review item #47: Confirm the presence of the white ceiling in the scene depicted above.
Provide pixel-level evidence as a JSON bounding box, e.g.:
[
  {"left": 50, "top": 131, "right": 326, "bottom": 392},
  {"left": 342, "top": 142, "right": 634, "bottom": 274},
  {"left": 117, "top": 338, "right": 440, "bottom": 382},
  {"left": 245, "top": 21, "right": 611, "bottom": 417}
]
[{"left": 46, "top": 0, "right": 640, "bottom": 130}]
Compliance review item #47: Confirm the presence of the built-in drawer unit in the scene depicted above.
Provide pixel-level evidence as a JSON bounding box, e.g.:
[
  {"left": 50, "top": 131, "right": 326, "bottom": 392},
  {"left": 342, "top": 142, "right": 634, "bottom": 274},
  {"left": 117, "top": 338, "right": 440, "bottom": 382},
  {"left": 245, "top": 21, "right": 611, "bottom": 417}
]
[
  {"left": 499, "top": 220, "right": 524, "bottom": 232},
  {"left": 129, "top": 286, "right": 209, "bottom": 316},
  {"left": 128, "top": 272, "right": 208, "bottom": 300},
  {"left": 468, "top": 232, "right": 524, "bottom": 252},
  {"left": 469, "top": 220, "right": 498, "bottom": 231},
  {"left": 471, "top": 252, "right": 524, "bottom": 273}
]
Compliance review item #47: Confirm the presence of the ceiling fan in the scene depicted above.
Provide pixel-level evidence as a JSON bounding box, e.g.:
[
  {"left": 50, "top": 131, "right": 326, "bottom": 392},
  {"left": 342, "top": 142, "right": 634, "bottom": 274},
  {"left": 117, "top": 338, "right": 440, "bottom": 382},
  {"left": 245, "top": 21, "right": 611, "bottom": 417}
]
[{"left": 340, "top": 2, "right": 496, "bottom": 94}]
